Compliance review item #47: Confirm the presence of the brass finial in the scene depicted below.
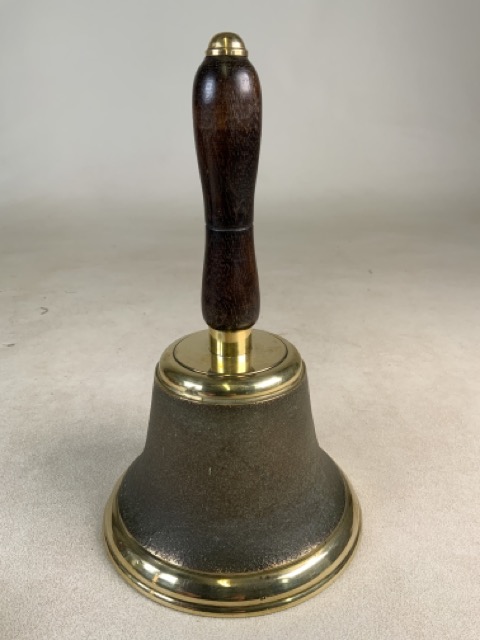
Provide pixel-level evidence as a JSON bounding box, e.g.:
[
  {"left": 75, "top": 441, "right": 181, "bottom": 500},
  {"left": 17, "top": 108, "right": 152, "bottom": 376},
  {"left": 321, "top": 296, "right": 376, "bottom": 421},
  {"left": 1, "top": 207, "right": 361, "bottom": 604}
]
[{"left": 206, "top": 32, "right": 248, "bottom": 57}]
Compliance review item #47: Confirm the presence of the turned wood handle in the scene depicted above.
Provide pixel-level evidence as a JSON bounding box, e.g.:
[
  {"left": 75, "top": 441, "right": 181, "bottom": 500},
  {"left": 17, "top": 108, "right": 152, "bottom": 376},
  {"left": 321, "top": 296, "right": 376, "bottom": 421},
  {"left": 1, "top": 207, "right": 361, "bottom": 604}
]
[{"left": 193, "top": 41, "right": 261, "bottom": 331}]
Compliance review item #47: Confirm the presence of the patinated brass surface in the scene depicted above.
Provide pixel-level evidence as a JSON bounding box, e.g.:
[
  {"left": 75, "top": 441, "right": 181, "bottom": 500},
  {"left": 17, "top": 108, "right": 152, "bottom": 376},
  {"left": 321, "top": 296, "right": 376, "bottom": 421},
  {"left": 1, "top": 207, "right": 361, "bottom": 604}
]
[
  {"left": 105, "top": 474, "right": 360, "bottom": 616},
  {"left": 104, "top": 344, "right": 361, "bottom": 615}
]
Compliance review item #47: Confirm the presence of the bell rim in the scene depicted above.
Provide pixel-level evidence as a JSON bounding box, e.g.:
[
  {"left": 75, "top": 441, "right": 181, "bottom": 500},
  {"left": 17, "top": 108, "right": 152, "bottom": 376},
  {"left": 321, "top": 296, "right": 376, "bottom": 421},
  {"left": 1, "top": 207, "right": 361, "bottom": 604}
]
[{"left": 103, "top": 472, "right": 361, "bottom": 617}]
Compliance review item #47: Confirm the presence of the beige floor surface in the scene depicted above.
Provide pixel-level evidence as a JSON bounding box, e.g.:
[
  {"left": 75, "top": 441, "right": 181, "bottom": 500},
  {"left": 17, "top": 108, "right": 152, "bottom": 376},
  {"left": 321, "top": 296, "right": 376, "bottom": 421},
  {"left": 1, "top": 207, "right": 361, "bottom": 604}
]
[{"left": 1, "top": 196, "right": 479, "bottom": 639}]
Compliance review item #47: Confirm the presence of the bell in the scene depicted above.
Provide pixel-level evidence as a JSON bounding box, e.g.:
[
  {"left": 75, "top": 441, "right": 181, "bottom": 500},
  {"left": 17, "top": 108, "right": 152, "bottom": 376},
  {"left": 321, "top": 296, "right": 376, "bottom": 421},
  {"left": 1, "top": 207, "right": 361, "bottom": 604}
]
[{"left": 104, "top": 32, "right": 361, "bottom": 616}]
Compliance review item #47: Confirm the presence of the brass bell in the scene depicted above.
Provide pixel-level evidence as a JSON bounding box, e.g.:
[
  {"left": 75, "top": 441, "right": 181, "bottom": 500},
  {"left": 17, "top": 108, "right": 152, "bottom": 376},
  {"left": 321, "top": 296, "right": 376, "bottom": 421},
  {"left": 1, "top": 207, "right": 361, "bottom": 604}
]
[{"left": 104, "top": 32, "right": 361, "bottom": 616}]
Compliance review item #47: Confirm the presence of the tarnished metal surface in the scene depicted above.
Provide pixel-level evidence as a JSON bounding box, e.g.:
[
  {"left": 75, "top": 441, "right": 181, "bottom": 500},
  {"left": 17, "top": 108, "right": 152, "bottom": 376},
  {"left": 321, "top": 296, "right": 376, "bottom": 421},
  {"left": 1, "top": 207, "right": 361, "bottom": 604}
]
[
  {"left": 118, "top": 369, "right": 347, "bottom": 574},
  {"left": 105, "top": 475, "right": 360, "bottom": 616}
]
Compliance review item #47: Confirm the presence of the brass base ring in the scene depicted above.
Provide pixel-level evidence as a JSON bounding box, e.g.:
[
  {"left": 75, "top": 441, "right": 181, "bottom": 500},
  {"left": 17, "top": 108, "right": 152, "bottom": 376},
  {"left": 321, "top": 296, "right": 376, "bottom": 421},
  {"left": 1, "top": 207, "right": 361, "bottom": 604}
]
[{"left": 103, "top": 475, "right": 361, "bottom": 617}]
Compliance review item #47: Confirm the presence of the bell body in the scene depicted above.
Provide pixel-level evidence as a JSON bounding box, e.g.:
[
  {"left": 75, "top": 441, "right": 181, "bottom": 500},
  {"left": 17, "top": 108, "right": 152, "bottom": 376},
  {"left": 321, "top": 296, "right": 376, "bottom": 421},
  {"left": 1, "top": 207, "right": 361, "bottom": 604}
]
[{"left": 104, "top": 330, "right": 360, "bottom": 615}]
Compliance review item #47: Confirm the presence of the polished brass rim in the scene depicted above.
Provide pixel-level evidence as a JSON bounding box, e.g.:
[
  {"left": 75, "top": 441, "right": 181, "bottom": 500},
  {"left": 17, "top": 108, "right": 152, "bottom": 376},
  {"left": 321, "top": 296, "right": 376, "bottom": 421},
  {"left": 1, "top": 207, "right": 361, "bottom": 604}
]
[
  {"left": 158, "top": 329, "right": 304, "bottom": 403},
  {"left": 104, "top": 474, "right": 361, "bottom": 617}
]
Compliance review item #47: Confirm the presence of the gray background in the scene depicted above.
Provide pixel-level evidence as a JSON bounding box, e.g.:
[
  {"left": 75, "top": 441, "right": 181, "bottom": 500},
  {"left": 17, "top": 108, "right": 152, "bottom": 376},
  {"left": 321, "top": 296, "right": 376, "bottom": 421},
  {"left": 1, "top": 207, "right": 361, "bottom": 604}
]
[
  {"left": 1, "top": 0, "right": 480, "bottom": 205},
  {"left": 1, "top": 1, "right": 479, "bottom": 639}
]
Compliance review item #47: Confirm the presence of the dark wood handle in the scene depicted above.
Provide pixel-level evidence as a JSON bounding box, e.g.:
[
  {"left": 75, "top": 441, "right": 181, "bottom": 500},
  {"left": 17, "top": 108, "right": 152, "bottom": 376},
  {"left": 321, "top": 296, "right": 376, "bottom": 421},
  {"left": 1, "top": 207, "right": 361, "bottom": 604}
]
[{"left": 193, "top": 54, "right": 261, "bottom": 331}]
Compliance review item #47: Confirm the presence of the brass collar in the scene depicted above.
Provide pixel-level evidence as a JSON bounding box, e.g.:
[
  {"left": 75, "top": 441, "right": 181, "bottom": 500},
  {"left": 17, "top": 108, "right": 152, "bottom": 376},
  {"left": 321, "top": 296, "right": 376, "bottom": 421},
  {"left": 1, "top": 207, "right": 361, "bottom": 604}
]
[{"left": 158, "top": 329, "right": 303, "bottom": 403}]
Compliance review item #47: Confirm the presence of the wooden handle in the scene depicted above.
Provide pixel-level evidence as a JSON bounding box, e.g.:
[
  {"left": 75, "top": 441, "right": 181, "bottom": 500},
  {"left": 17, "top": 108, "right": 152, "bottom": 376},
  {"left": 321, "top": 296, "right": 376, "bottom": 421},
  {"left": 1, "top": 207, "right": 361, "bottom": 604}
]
[{"left": 193, "top": 46, "right": 261, "bottom": 331}]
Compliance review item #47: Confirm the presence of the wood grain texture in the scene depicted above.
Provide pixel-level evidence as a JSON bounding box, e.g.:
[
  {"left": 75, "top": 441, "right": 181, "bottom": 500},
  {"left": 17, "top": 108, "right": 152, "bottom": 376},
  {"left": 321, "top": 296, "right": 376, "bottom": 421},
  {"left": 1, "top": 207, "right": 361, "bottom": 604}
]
[{"left": 193, "top": 56, "right": 261, "bottom": 331}]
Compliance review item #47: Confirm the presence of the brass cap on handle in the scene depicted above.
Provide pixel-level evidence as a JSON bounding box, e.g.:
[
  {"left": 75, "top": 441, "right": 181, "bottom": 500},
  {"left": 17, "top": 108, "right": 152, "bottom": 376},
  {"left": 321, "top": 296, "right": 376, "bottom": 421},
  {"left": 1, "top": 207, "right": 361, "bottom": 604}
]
[{"left": 206, "top": 32, "right": 248, "bottom": 57}]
